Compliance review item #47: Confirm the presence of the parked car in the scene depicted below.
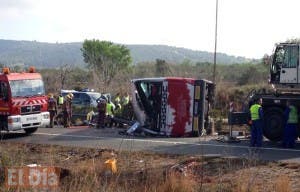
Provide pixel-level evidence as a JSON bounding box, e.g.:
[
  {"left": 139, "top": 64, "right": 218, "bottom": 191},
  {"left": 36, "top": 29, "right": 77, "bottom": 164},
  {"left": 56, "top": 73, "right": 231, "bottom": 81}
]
[{"left": 60, "top": 89, "right": 103, "bottom": 125}]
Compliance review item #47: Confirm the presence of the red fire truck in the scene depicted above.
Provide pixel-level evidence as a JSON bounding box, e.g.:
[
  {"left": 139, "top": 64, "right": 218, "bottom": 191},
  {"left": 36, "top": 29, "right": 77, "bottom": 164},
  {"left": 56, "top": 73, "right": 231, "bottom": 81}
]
[
  {"left": 0, "top": 67, "right": 49, "bottom": 134},
  {"left": 131, "top": 77, "right": 214, "bottom": 136}
]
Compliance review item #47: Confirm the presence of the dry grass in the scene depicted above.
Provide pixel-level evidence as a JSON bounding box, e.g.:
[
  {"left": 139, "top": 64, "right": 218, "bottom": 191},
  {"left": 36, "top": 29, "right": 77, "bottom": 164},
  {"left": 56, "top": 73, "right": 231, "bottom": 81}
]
[
  {"left": 159, "top": 172, "right": 197, "bottom": 192},
  {"left": 274, "top": 175, "right": 292, "bottom": 192},
  {"left": 233, "top": 171, "right": 260, "bottom": 192},
  {"left": 0, "top": 142, "right": 300, "bottom": 192}
]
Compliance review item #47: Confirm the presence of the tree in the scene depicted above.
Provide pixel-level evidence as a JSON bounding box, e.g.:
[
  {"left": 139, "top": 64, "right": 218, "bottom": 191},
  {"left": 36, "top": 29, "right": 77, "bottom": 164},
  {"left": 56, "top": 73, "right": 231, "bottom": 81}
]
[
  {"left": 60, "top": 64, "right": 72, "bottom": 90},
  {"left": 81, "top": 39, "right": 132, "bottom": 90},
  {"left": 155, "top": 59, "right": 172, "bottom": 76},
  {"left": 237, "top": 66, "right": 260, "bottom": 85},
  {"left": 181, "top": 59, "right": 192, "bottom": 66}
]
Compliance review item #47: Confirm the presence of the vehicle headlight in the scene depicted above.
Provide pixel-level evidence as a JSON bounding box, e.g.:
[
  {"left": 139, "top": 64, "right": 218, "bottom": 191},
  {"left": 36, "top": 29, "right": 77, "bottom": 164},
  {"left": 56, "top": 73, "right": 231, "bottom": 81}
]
[
  {"left": 43, "top": 113, "right": 50, "bottom": 119},
  {"left": 8, "top": 117, "right": 21, "bottom": 124}
]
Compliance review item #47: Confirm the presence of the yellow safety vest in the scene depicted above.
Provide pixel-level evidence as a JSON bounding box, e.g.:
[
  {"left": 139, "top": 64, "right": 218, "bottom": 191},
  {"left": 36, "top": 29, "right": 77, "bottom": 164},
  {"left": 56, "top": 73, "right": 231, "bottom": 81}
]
[
  {"left": 106, "top": 103, "right": 113, "bottom": 116},
  {"left": 288, "top": 105, "right": 298, "bottom": 124},
  {"left": 58, "top": 96, "right": 64, "bottom": 105},
  {"left": 123, "top": 96, "right": 129, "bottom": 105},
  {"left": 114, "top": 96, "right": 120, "bottom": 104},
  {"left": 250, "top": 104, "right": 261, "bottom": 121}
]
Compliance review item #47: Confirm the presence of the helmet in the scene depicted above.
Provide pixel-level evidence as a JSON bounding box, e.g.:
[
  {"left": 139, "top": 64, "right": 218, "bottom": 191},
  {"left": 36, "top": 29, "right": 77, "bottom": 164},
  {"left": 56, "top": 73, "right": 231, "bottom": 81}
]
[
  {"left": 48, "top": 93, "right": 54, "bottom": 98},
  {"left": 100, "top": 95, "right": 108, "bottom": 101},
  {"left": 106, "top": 95, "right": 111, "bottom": 102},
  {"left": 67, "top": 93, "right": 74, "bottom": 99}
]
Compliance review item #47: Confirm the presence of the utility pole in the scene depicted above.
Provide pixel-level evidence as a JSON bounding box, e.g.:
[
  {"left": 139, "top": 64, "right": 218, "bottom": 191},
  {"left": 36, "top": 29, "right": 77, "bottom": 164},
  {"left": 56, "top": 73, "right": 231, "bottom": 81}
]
[{"left": 213, "top": 0, "right": 218, "bottom": 83}]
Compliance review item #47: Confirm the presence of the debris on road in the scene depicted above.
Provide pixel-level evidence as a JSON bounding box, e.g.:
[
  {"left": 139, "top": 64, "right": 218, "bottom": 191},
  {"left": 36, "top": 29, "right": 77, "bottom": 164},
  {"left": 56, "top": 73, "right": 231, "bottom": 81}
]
[{"left": 105, "top": 158, "right": 117, "bottom": 174}]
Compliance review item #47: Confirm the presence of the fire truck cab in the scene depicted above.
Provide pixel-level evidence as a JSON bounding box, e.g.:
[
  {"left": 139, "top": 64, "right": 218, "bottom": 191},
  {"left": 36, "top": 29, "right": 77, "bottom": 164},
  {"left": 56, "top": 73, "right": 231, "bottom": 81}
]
[
  {"left": 0, "top": 67, "right": 49, "bottom": 134},
  {"left": 131, "top": 77, "right": 214, "bottom": 137}
]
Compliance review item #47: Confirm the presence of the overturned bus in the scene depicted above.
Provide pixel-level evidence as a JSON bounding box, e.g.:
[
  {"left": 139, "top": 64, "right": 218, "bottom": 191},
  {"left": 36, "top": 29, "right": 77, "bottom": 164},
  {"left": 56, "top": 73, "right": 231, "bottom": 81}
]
[{"left": 131, "top": 77, "right": 214, "bottom": 137}]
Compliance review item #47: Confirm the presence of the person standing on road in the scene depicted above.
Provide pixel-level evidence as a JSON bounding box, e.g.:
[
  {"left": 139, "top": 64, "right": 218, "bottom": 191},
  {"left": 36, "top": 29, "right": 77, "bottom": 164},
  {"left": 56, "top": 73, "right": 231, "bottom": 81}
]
[
  {"left": 114, "top": 93, "right": 121, "bottom": 106},
  {"left": 57, "top": 94, "right": 64, "bottom": 106},
  {"left": 106, "top": 95, "right": 115, "bottom": 127},
  {"left": 48, "top": 93, "right": 57, "bottom": 128},
  {"left": 122, "top": 92, "right": 130, "bottom": 106},
  {"left": 97, "top": 97, "right": 107, "bottom": 128},
  {"left": 249, "top": 98, "right": 264, "bottom": 147},
  {"left": 282, "top": 100, "right": 298, "bottom": 148},
  {"left": 63, "top": 93, "right": 73, "bottom": 128}
]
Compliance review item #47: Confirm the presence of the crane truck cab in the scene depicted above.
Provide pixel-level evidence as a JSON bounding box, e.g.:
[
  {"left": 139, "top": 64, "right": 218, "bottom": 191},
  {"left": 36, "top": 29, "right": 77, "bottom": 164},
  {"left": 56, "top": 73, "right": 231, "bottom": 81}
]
[
  {"left": 0, "top": 67, "right": 49, "bottom": 134},
  {"left": 131, "top": 77, "right": 214, "bottom": 137},
  {"left": 270, "top": 42, "right": 300, "bottom": 88}
]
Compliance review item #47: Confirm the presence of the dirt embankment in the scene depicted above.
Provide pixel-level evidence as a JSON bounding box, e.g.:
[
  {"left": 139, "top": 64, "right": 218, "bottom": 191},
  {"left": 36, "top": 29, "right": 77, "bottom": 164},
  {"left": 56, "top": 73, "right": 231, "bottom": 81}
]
[{"left": 0, "top": 142, "right": 300, "bottom": 192}]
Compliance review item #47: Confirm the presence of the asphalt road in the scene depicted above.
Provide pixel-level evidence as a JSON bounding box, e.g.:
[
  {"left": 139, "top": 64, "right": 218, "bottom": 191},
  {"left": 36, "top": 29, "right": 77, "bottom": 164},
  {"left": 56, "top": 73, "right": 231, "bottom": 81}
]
[{"left": 1, "top": 127, "right": 300, "bottom": 163}]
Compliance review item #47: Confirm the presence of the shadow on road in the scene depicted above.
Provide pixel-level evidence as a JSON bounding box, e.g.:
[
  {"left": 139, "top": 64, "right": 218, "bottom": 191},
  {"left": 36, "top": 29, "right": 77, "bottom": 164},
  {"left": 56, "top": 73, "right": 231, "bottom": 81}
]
[{"left": 0, "top": 132, "right": 29, "bottom": 140}]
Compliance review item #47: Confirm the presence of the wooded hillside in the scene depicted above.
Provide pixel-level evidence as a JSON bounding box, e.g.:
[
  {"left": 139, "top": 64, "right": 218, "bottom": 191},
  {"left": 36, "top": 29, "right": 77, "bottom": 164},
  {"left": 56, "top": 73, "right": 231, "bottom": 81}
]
[{"left": 0, "top": 39, "right": 258, "bottom": 68}]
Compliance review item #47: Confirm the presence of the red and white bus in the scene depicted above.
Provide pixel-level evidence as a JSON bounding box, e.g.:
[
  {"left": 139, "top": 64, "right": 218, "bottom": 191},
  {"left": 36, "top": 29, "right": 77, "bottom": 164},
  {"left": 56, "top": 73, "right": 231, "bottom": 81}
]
[{"left": 131, "top": 77, "right": 214, "bottom": 137}]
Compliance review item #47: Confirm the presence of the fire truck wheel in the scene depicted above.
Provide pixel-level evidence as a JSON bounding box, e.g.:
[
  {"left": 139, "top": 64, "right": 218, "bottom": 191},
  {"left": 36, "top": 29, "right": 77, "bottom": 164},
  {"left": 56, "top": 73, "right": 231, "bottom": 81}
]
[
  {"left": 263, "top": 107, "right": 284, "bottom": 142},
  {"left": 24, "top": 127, "right": 38, "bottom": 135}
]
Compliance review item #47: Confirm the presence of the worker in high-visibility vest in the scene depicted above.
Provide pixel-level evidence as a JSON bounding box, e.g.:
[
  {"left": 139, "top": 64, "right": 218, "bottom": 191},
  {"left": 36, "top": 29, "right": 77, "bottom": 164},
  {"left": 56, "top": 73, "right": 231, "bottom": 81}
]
[
  {"left": 282, "top": 100, "right": 298, "bottom": 148},
  {"left": 57, "top": 94, "right": 64, "bottom": 106},
  {"left": 249, "top": 98, "right": 264, "bottom": 147},
  {"left": 122, "top": 92, "right": 130, "bottom": 106},
  {"left": 106, "top": 95, "right": 115, "bottom": 127},
  {"left": 114, "top": 93, "right": 121, "bottom": 106}
]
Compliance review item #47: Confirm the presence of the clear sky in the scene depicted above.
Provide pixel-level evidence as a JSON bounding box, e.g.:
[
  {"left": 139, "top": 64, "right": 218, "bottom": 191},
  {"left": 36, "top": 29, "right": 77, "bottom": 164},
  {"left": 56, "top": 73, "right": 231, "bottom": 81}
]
[{"left": 1, "top": 0, "right": 300, "bottom": 59}]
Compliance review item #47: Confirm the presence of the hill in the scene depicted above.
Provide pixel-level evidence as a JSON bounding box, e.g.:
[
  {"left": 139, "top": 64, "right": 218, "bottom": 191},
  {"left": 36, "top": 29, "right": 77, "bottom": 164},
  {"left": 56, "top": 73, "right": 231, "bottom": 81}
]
[
  {"left": 0, "top": 39, "right": 256, "bottom": 68},
  {"left": 127, "top": 44, "right": 256, "bottom": 64}
]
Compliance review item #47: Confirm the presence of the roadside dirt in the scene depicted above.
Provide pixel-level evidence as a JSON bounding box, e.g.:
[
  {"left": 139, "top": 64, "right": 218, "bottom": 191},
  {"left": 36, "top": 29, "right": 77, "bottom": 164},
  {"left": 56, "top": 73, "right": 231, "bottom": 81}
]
[{"left": 0, "top": 142, "right": 300, "bottom": 192}]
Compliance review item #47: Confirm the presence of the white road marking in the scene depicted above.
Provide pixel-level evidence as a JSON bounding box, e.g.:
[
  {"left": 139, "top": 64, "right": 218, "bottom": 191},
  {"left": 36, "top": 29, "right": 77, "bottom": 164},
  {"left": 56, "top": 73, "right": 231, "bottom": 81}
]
[{"left": 33, "top": 132, "right": 300, "bottom": 153}]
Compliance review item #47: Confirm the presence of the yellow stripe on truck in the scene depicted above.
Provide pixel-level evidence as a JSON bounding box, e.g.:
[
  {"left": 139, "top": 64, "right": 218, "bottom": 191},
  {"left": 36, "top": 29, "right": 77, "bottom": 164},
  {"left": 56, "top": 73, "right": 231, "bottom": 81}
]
[{"left": 193, "top": 117, "right": 198, "bottom": 131}]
